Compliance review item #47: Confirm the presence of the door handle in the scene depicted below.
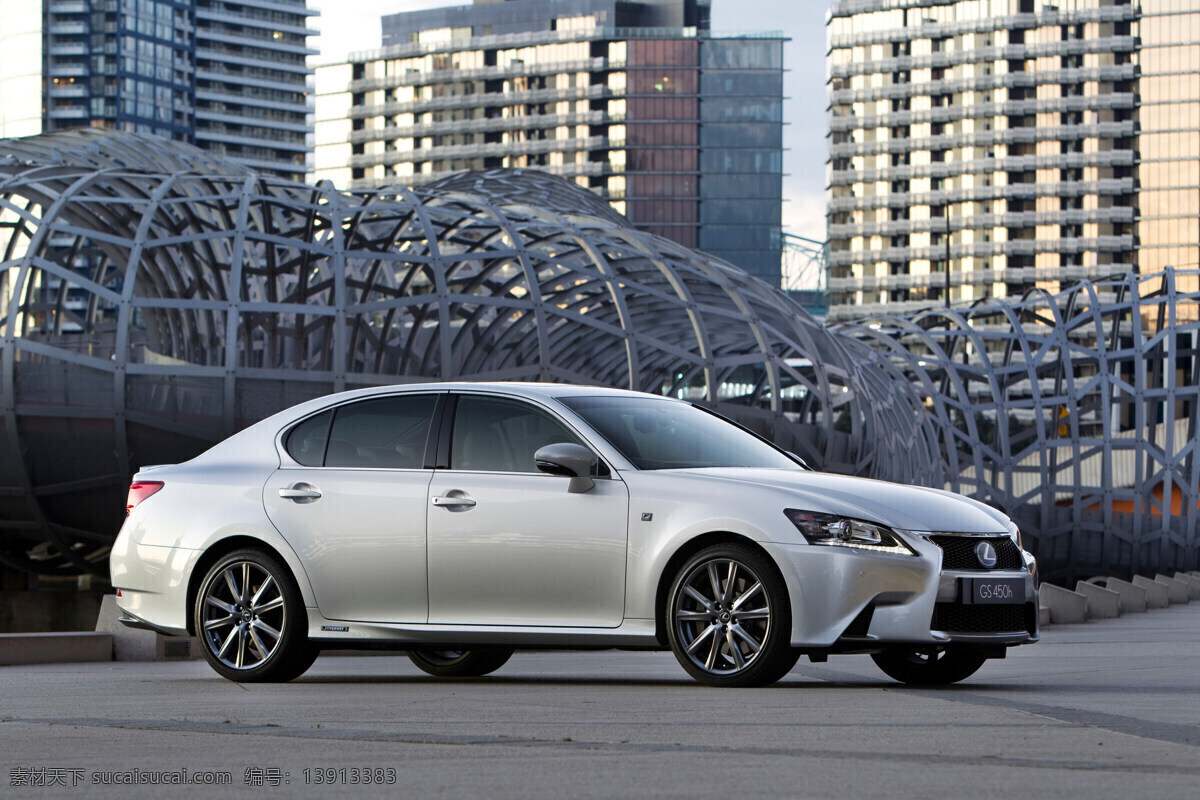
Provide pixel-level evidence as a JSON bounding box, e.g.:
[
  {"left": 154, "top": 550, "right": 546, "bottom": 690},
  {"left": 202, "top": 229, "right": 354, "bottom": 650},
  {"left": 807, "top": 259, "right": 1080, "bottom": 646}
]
[
  {"left": 278, "top": 484, "right": 322, "bottom": 501},
  {"left": 431, "top": 495, "right": 476, "bottom": 508}
]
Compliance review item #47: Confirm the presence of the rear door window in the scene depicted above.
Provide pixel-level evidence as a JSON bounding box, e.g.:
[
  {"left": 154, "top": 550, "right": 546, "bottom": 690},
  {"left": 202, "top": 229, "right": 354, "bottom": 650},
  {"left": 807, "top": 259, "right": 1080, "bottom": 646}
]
[{"left": 326, "top": 394, "right": 438, "bottom": 469}]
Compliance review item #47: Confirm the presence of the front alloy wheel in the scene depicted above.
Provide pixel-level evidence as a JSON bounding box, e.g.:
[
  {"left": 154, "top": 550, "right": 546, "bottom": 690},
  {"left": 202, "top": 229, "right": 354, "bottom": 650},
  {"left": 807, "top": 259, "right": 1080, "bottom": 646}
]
[
  {"left": 195, "top": 549, "right": 317, "bottom": 682},
  {"left": 666, "top": 544, "right": 797, "bottom": 687}
]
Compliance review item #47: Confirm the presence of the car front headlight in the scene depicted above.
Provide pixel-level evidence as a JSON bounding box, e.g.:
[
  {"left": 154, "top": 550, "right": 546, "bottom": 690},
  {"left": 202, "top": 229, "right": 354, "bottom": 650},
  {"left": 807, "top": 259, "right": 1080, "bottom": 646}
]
[{"left": 784, "top": 509, "right": 916, "bottom": 555}]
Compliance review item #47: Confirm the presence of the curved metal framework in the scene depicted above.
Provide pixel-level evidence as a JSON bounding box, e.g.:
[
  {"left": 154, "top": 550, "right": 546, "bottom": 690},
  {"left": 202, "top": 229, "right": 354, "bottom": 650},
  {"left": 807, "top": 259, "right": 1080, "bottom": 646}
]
[
  {"left": 0, "top": 131, "right": 931, "bottom": 575},
  {"left": 0, "top": 131, "right": 1195, "bottom": 580},
  {"left": 844, "top": 273, "right": 1199, "bottom": 579}
]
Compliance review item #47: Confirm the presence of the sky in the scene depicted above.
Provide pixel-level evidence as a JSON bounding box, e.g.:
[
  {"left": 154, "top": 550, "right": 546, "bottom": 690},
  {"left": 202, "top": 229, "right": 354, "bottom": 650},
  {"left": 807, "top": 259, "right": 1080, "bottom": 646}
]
[{"left": 309, "top": 0, "right": 831, "bottom": 242}]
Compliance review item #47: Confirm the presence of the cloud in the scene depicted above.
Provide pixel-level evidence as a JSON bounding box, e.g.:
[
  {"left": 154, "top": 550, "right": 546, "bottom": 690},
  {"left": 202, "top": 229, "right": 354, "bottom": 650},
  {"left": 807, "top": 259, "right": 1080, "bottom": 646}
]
[{"left": 784, "top": 190, "right": 826, "bottom": 244}]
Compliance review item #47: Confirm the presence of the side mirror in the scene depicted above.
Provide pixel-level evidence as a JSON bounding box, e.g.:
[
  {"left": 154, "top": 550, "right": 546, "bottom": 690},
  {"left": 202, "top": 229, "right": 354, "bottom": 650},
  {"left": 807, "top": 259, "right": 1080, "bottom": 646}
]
[{"left": 534, "top": 443, "right": 596, "bottom": 494}]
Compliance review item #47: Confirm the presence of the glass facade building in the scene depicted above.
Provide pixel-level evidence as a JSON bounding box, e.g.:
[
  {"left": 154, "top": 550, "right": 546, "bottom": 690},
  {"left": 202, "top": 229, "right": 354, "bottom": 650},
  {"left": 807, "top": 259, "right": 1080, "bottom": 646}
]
[
  {"left": 825, "top": 0, "right": 1199, "bottom": 320},
  {"left": 314, "top": 0, "right": 784, "bottom": 285},
  {"left": 0, "top": 0, "right": 313, "bottom": 180}
]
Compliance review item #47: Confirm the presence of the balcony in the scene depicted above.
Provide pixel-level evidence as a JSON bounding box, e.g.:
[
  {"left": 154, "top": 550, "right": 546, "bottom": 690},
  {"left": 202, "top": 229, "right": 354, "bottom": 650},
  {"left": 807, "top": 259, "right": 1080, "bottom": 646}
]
[
  {"left": 828, "top": 236, "right": 1135, "bottom": 268},
  {"left": 829, "top": 37, "right": 1137, "bottom": 79},
  {"left": 828, "top": 178, "right": 1136, "bottom": 213},
  {"left": 829, "top": 121, "right": 1137, "bottom": 159},
  {"left": 828, "top": 149, "right": 1136, "bottom": 187},
  {"left": 347, "top": 58, "right": 607, "bottom": 94},
  {"left": 829, "top": 94, "right": 1137, "bottom": 134},
  {"left": 194, "top": 127, "right": 308, "bottom": 152},
  {"left": 195, "top": 108, "right": 310, "bottom": 133},
  {"left": 348, "top": 110, "right": 607, "bottom": 145},
  {"left": 350, "top": 84, "right": 607, "bottom": 120},
  {"left": 195, "top": 88, "right": 307, "bottom": 115},
  {"left": 829, "top": 5, "right": 1138, "bottom": 49},
  {"left": 349, "top": 160, "right": 605, "bottom": 191},
  {"left": 196, "top": 29, "right": 316, "bottom": 58},
  {"left": 348, "top": 135, "right": 607, "bottom": 169},
  {"left": 828, "top": 206, "right": 1136, "bottom": 239},
  {"left": 831, "top": 64, "right": 1138, "bottom": 106},
  {"left": 195, "top": 46, "right": 310, "bottom": 76}
]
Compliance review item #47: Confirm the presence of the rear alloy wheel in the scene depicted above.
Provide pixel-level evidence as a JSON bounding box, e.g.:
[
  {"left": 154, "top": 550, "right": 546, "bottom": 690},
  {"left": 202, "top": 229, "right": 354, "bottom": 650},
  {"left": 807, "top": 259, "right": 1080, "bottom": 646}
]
[
  {"left": 666, "top": 544, "right": 798, "bottom": 687},
  {"left": 871, "top": 647, "right": 988, "bottom": 685},
  {"left": 195, "top": 549, "right": 317, "bottom": 682},
  {"left": 407, "top": 648, "right": 514, "bottom": 678}
]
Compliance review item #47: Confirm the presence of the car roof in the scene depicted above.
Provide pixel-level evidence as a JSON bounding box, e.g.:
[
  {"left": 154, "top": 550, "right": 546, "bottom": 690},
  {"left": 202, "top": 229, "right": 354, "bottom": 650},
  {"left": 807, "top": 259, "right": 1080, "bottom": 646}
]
[{"left": 311, "top": 381, "right": 675, "bottom": 404}]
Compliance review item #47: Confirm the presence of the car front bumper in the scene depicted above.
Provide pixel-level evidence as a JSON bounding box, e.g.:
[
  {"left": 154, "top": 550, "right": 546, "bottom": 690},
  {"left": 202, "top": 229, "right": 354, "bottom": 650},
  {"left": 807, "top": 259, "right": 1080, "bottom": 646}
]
[{"left": 768, "top": 531, "right": 1038, "bottom": 650}]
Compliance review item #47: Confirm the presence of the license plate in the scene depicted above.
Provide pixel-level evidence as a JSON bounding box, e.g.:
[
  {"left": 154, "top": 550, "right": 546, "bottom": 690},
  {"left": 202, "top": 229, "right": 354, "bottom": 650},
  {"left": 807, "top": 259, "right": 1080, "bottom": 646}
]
[{"left": 963, "top": 577, "right": 1024, "bottom": 605}]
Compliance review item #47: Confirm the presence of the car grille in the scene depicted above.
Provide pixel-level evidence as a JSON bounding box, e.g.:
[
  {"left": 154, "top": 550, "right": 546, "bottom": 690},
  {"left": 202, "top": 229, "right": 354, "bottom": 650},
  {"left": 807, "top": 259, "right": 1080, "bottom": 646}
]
[
  {"left": 931, "top": 602, "right": 1036, "bottom": 635},
  {"left": 928, "top": 535, "right": 1022, "bottom": 570}
]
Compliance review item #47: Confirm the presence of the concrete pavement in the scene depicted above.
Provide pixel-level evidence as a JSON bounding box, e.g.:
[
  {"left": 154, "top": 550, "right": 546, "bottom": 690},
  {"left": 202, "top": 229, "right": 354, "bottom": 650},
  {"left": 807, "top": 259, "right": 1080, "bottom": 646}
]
[{"left": 3, "top": 603, "right": 1199, "bottom": 799}]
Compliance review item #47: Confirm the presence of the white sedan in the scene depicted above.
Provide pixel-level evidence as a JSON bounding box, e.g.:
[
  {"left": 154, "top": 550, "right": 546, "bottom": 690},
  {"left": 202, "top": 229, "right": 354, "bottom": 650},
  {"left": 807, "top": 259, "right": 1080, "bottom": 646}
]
[{"left": 111, "top": 383, "right": 1038, "bottom": 687}]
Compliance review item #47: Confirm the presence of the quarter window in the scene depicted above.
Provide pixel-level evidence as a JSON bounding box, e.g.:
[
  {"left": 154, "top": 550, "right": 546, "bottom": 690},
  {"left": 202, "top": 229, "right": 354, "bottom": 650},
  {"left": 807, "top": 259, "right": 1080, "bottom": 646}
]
[{"left": 284, "top": 409, "right": 332, "bottom": 467}]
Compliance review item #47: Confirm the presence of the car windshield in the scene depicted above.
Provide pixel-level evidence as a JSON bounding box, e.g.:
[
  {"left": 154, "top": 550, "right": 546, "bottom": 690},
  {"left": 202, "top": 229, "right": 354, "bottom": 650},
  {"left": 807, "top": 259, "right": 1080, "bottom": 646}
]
[{"left": 560, "top": 395, "right": 800, "bottom": 471}]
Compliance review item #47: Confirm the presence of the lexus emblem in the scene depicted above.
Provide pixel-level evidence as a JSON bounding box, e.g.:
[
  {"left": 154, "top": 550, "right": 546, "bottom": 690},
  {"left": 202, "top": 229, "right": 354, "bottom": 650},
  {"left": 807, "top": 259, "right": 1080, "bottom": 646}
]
[{"left": 975, "top": 541, "right": 998, "bottom": 569}]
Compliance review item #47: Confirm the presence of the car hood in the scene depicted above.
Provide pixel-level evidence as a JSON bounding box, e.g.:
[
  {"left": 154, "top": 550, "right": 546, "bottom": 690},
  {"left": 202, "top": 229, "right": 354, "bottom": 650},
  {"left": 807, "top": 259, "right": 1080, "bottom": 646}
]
[{"left": 665, "top": 468, "right": 1011, "bottom": 534}]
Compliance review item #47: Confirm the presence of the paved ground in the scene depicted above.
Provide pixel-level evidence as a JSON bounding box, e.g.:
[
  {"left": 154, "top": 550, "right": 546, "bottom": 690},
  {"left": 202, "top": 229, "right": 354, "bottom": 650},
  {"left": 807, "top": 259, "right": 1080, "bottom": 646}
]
[{"left": 3, "top": 604, "right": 1199, "bottom": 799}]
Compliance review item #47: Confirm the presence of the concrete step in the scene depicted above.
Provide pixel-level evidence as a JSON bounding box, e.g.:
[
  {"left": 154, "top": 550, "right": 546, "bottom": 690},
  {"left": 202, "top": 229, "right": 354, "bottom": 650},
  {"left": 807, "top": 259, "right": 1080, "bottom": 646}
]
[
  {"left": 1132, "top": 575, "right": 1171, "bottom": 609},
  {"left": 1175, "top": 572, "right": 1200, "bottom": 601},
  {"left": 1075, "top": 581, "right": 1121, "bottom": 619},
  {"left": 1101, "top": 578, "right": 1148, "bottom": 613},
  {"left": 1155, "top": 574, "right": 1190, "bottom": 604},
  {"left": 94, "top": 595, "right": 201, "bottom": 661},
  {"left": 1041, "top": 584, "right": 1088, "bottom": 624},
  {"left": 0, "top": 632, "right": 112, "bottom": 666}
]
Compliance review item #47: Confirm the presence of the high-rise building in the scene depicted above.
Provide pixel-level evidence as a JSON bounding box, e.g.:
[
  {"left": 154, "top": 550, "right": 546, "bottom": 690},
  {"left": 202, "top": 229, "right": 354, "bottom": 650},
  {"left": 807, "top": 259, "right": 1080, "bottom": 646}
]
[
  {"left": 313, "top": 0, "right": 785, "bottom": 285},
  {"left": 0, "top": 0, "right": 313, "bottom": 180},
  {"left": 825, "top": 0, "right": 1198, "bottom": 320},
  {"left": 194, "top": 0, "right": 314, "bottom": 176}
]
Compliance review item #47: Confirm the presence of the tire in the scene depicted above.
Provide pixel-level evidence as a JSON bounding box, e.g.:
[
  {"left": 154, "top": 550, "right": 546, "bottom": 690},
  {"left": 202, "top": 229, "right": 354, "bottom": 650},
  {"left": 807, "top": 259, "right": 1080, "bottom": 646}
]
[
  {"left": 407, "top": 648, "right": 514, "bottom": 678},
  {"left": 194, "top": 548, "right": 318, "bottom": 682},
  {"left": 665, "top": 544, "right": 798, "bottom": 687},
  {"left": 871, "top": 647, "right": 988, "bottom": 685}
]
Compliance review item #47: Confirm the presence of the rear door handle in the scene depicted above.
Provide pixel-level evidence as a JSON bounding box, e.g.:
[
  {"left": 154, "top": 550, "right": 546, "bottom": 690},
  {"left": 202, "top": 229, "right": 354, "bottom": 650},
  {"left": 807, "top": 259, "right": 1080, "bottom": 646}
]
[
  {"left": 432, "top": 495, "right": 476, "bottom": 508},
  {"left": 279, "top": 484, "right": 322, "bottom": 501}
]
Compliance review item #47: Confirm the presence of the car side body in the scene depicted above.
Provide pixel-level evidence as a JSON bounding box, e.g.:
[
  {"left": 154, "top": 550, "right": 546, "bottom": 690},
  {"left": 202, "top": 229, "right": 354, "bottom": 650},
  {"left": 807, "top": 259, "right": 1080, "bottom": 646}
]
[{"left": 111, "top": 382, "right": 1038, "bottom": 686}]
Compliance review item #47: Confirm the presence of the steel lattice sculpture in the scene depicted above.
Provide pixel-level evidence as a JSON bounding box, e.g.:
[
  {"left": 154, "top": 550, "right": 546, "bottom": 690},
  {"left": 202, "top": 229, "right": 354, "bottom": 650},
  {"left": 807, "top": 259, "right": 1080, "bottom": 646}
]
[
  {"left": 844, "top": 273, "right": 1199, "bottom": 579},
  {"left": 0, "top": 131, "right": 1195, "bottom": 580},
  {"left": 0, "top": 130, "right": 932, "bottom": 576}
]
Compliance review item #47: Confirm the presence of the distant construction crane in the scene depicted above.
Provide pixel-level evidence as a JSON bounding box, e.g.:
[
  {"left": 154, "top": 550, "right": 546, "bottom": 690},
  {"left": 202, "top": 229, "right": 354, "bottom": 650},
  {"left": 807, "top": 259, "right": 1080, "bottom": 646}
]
[{"left": 781, "top": 233, "right": 828, "bottom": 318}]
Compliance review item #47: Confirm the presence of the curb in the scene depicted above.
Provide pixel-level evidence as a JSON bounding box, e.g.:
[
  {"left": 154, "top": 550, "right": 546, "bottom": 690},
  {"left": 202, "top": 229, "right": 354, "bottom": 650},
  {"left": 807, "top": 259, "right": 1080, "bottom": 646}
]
[{"left": 0, "top": 632, "right": 112, "bottom": 666}]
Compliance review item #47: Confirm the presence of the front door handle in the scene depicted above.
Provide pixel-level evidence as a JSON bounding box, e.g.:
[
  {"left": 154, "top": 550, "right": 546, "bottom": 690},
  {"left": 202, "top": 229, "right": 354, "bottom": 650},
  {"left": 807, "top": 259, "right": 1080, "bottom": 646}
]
[
  {"left": 279, "top": 483, "right": 322, "bottom": 501},
  {"left": 432, "top": 494, "right": 476, "bottom": 508}
]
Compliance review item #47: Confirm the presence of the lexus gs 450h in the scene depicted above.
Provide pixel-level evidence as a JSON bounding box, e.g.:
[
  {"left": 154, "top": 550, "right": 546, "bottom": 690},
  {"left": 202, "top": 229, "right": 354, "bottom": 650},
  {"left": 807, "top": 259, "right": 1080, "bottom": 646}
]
[{"left": 111, "top": 383, "right": 1038, "bottom": 687}]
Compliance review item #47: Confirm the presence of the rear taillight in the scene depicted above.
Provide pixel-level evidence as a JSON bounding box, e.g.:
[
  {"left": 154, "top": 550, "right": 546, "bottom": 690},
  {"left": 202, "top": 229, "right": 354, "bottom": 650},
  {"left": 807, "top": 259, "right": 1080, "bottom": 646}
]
[{"left": 126, "top": 481, "right": 164, "bottom": 515}]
